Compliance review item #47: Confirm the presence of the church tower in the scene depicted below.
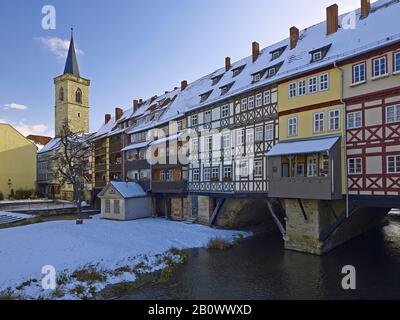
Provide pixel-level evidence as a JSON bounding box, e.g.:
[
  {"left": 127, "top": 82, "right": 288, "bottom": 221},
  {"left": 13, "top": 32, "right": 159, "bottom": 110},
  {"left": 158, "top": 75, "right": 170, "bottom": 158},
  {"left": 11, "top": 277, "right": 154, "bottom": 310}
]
[{"left": 54, "top": 28, "right": 90, "bottom": 137}]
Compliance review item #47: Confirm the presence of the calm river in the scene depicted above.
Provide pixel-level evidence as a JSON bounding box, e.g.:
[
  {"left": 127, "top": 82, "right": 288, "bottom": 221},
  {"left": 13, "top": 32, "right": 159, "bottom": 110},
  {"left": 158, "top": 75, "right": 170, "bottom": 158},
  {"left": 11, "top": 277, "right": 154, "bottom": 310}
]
[{"left": 122, "top": 215, "right": 400, "bottom": 300}]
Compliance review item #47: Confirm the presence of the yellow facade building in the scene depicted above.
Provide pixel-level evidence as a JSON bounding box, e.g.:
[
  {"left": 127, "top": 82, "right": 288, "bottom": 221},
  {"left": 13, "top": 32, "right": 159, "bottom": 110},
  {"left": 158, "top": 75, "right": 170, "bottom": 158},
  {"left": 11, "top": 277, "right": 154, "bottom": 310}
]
[{"left": 0, "top": 123, "right": 37, "bottom": 198}]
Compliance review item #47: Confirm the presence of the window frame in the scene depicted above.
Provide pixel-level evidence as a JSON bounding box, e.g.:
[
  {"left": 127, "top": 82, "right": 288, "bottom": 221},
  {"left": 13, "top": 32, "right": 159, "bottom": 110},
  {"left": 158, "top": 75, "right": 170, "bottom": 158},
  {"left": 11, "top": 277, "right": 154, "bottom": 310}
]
[
  {"left": 312, "top": 51, "right": 322, "bottom": 62},
  {"left": 223, "top": 166, "right": 232, "bottom": 179},
  {"left": 203, "top": 167, "right": 211, "bottom": 181},
  {"left": 387, "top": 155, "right": 400, "bottom": 174},
  {"left": 319, "top": 73, "right": 329, "bottom": 91},
  {"left": 289, "top": 82, "right": 297, "bottom": 98},
  {"left": 254, "top": 159, "right": 263, "bottom": 177},
  {"left": 192, "top": 169, "right": 200, "bottom": 181},
  {"left": 372, "top": 55, "right": 388, "bottom": 78},
  {"left": 348, "top": 158, "right": 363, "bottom": 175},
  {"left": 298, "top": 79, "right": 307, "bottom": 96},
  {"left": 255, "top": 93, "right": 263, "bottom": 107},
  {"left": 211, "top": 167, "right": 220, "bottom": 180},
  {"left": 328, "top": 109, "right": 341, "bottom": 131},
  {"left": 191, "top": 114, "right": 198, "bottom": 126},
  {"left": 255, "top": 126, "right": 264, "bottom": 142},
  {"left": 265, "top": 123, "right": 274, "bottom": 141},
  {"left": 313, "top": 112, "right": 325, "bottom": 133},
  {"left": 347, "top": 111, "right": 362, "bottom": 129},
  {"left": 248, "top": 96, "right": 255, "bottom": 109},
  {"left": 352, "top": 62, "right": 366, "bottom": 84},
  {"left": 204, "top": 110, "right": 212, "bottom": 123},
  {"left": 386, "top": 105, "right": 400, "bottom": 124},
  {"left": 308, "top": 76, "right": 318, "bottom": 94},
  {"left": 287, "top": 117, "right": 298, "bottom": 137},
  {"left": 394, "top": 51, "right": 400, "bottom": 73},
  {"left": 241, "top": 98, "right": 248, "bottom": 112},
  {"left": 221, "top": 105, "right": 230, "bottom": 118},
  {"left": 263, "top": 91, "right": 271, "bottom": 105}
]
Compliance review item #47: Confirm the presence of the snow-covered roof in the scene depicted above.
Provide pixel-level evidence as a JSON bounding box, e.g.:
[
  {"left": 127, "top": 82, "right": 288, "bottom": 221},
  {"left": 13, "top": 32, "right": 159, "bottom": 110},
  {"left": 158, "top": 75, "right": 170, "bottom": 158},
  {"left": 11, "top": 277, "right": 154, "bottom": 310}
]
[
  {"left": 98, "top": 181, "right": 147, "bottom": 199},
  {"left": 266, "top": 136, "right": 340, "bottom": 157},
  {"left": 38, "top": 138, "right": 60, "bottom": 154},
  {"left": 121, "top": 141, "right": 150, "bottom": 152},
  {"left": 92, "top": 0, "right": 400, "bottom": 138}
]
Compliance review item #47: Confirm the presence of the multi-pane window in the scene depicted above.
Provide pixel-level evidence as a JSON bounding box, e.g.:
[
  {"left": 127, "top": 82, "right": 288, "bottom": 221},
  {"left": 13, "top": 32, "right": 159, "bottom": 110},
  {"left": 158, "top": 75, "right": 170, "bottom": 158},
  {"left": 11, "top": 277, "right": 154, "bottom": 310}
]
[
  {"left": 347, "top": 111, "right": 362, "bottom": 129},
  {"left": 105, "top": 200, "right": 111, "bottom": 213},
  {"left": 160, "top": 170, "right": 166, "bottom": 181},
  {"left": 114, "top": 200, "right": 120, "bottom": 214},
  {"left": 386, "top": 105, "right": 400, "bottom": 123},
  {"left": 314, "top": 112, "right": 324, "bottom": 133},
  {"left": 221, "top": 105, "right": 230, "bottom": 118},
  {"left": 298, "top": 80, "right": 307, "bottom": 96},
  {"left": 223, "top": 166, "right": 232, "bottom": 179},
  {"left": 319, "top": 73, "right": 329, "bottom": 91},
  {"left": 395, "top": 52, "right": 400, "bottom": 73},
  {"left": 253, "top": 73, "right": 261, "bottom": 82},
  {"left": 222, "top": 133, "right": 231, "bottom": 149},
  {"left": 256, "top": 93, "right": 263, "bottom": 107},
  {"left": 289, "top": 83, "right": 297, "bottom": 98},
  {"left": 240, "top": 160, "right": 249, "bottom": 177},
  {"left": 204, "top": 168, "right": 211, "bottom": 181},
  {"left": 263, "top": 91, "right": 271, "bottom": 105},
  {"left": 254, "top": 160, "right": 263, "bottom": 176},
  {"left": 204, "top": 110, "right": 212, "bottom": 123},
  {"left": 288, "top": 117, "right": 297, "bottom": 136},
  {"left": 372, "top": 56, "right": 387, "bottom": 77},
  {"left": 193, "top": 169, "right": 200, "bottom": 181},
  {"left": 353, "top": 62, "right": 366, "bottom": 83},
  {"left": 206, "top": 136, "right": 213, "bottom": 152},
  {"left": 308, "top": 77, "right": 318, "bottom": 93},
  {"left": 166, "top": 170, "right": 172, "bottom": 181},
  {"left": 348, "top": 158, "right": 362, "bottom": 174},
  {"left": 312, "top": 51, "right": 322, "bottom": 62},
  {"left": 268, "top": 68, "right": 276, "bottom": 77},
  {"left": 211, "top": 167, "right": 220, "bottom": 180},
  {"left": 177, "top": 120, "right": 183, "bottom": 131},
  {"left": 192, "top": 138, "right": 199, "bottom": 153},
  {"left": 246, "top": 128, "right": 254, "bottom": 144},
  {"left": 307, "top": 158, "right": 318, "bottom": 177},
  {"left": 329, "top": 109, "right": 340, "bottom": 131},
  {"left": 255, "top": 126, "right": 263, "bottom": 142},
  {"left": 237, "top": 129, "right": 245, "bottom": 145},
  {"left": 248, "top": 96, "right": 255, "bottom": 109},
  {"left": 241, "top": 98, "right": 248, "bottom": 112},
  {"left": 191, "top": 114, "right": 198, "bottom": 126},
  {"left": 265, "top": 124, "right": 274, "bottom": 140},
  {"left": 387, "top": 156, "right": 400, "bottom": 174}
]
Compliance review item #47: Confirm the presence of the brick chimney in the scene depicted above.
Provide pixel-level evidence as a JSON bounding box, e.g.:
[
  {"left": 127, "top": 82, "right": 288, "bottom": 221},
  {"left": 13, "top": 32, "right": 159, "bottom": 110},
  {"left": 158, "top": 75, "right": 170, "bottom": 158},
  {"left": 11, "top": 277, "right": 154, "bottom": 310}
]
[
  {"left": 326, "top": 4, "right": 339, "bottom": 35},
  {"left": 225, "top": 57, "right": 231, "bottom": 71},
  {"left": 252, "top": 42, "right": 260, "bottom": 63},
  {"left": 290, "top": 27, "right": 299, "bottom": 49},
  {"left": 361, "top": 0, "right": 371, "bottom": 18},
  {"left": 139, "top": 99, "right": 143, "bottom": 105},
  {"left": 105, "top": 114, "right": 111, "bottom": 124},
  {"left": 115, "top": 108, "right": 123, "bottom": 121},
  {"left": 181, "top": 80, "right": 188, "bottom": 91},
  {"left": 133, "top": 100, "right": 139, "bottom": 112}
]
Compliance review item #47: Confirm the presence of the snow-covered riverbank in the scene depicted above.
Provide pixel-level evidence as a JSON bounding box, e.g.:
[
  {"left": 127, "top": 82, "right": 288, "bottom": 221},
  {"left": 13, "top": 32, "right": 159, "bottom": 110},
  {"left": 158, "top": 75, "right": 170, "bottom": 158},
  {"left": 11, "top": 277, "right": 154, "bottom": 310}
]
[{"left": 0, "top": 215, "right": 251, "bottom": 299}]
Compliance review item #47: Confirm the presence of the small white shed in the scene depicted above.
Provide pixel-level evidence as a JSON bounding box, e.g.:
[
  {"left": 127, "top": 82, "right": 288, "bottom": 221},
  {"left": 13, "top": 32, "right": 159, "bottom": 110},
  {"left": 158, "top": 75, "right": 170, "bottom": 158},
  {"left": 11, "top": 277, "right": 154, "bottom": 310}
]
[{"left": 98, "top": 182, "right": 151, "bottom": 221}]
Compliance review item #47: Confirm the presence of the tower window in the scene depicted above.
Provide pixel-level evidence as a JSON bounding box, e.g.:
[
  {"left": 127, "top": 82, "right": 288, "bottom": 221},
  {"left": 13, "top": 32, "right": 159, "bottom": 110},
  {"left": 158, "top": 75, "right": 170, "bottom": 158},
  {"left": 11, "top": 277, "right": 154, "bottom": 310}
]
[
  {"left": 59, "top": 87, "right": 64, "bottom": 101},
  {"left": 78, "top": 113, "right": 81, "bottom": 118},
  {"left": 75, "top": 88, "right": 82, "bottom": 104}
]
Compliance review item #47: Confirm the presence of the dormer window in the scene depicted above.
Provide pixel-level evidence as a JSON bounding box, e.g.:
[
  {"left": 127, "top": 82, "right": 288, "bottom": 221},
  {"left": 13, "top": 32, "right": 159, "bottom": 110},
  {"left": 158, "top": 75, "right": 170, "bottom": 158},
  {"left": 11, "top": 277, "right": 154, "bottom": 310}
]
[
  {"left": 200, "top": 90, "right": 212, "bottom": 103},
  {"left": 268, "top": 68, "right": 276, "bottom": 78},
  {"left": 309, "top": 44, "right": 332, "bottom": 63},
  {"left": 253, "top": 73, "right": 261, "bottom": 83},
  {"left": 211, "top": 75, "right": 223, "bottom": 86},
  {"left": 232, "top": 65, "right": 245, "bottom": 77},
  {"left": 312, "top": 51, "right": 322, "bottom": 62},
  {"left": 220, "top": 82, "right": 234, "bottom": 96},
  {"left": 270, "top": 45, "right": 287, "bottom": 61}
]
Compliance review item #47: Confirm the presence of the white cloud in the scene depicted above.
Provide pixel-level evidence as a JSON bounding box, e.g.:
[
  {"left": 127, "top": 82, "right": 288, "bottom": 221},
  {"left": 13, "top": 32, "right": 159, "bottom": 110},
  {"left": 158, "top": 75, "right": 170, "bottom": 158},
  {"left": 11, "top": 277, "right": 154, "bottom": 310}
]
[
  {"left": 13, "top": 121, "right": 50, "bottom": 137},
  {"left": 3, "top": 103, "right": 28, "bottom": 110},
  {"left": 35, "top": 37, "right": 84, "bottom": 60}
]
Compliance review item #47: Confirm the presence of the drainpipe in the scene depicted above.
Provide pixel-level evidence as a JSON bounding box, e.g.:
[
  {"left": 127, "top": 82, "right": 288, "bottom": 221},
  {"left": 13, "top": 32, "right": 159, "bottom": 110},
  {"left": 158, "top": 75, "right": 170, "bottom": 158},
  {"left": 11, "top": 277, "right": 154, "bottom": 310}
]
[{"left": 334, "top": 61, "right": 349, "bottom": 219}]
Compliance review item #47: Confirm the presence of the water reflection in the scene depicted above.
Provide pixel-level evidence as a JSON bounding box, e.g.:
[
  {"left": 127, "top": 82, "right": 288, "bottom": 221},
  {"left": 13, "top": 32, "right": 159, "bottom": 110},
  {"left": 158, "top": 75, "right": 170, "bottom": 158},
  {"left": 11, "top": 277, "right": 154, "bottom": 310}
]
[{"left": 122, "top": 216, "right": 400, "bottom": 300}]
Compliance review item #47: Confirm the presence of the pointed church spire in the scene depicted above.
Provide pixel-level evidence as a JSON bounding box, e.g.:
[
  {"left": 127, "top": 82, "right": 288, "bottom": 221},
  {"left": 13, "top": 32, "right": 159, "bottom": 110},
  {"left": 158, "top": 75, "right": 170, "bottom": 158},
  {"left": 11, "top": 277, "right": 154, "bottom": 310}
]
[{"left": 64, "top": 26, "right": 80, "bottom": 77}]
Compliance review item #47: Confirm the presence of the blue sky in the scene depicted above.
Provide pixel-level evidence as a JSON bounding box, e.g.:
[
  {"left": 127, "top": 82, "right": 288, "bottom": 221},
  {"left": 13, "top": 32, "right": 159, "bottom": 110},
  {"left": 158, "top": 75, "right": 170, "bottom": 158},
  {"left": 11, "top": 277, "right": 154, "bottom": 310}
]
[{"left": 0, "top": 0, "right": 362, "bottom": 137}]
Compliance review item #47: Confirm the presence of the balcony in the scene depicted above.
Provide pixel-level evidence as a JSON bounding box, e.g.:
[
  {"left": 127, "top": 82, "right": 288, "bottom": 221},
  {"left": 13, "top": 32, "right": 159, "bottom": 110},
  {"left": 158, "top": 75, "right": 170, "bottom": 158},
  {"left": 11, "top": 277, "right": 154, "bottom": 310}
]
[
  {"left": 266, "top": 136, "right": 342, "bottom": 200},
  {"left": 152, "top": 180, "right": 187, "bottom": 194}
]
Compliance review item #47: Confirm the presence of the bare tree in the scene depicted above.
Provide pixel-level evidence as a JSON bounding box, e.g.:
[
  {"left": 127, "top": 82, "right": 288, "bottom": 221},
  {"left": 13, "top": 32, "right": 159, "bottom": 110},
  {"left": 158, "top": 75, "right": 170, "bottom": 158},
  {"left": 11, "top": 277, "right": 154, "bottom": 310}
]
[{"left": 53, "top": 122, "right": 92, "bottom": 224}]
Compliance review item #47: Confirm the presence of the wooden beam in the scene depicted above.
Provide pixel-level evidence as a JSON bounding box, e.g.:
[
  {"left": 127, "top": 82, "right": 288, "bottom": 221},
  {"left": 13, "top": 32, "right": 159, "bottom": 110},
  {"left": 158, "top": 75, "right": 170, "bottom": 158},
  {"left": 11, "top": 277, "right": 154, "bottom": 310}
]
[
  {"left": 266, "top": 200, "right": 286, "bottom": 237},
  {"left": 297, "top": 199, "right": 308, "bottom": 220},
  {"left": 209, "top": 198, "right": 225, "bottom": 226}
]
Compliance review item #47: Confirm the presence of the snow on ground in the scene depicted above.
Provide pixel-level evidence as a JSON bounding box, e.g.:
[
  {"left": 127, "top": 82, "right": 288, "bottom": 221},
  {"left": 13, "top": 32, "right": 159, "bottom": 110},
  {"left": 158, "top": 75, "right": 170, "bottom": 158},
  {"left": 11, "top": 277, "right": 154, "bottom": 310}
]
[{"left": 0, "top": 215, "right": 251, "bottom": 299}]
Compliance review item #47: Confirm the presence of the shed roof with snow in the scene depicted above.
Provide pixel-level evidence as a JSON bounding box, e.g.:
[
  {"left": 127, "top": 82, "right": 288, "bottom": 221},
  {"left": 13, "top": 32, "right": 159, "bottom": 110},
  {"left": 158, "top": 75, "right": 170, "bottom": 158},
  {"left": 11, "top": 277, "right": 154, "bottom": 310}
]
[{"left": 98, "top": 182, "right": 147, "bottom": 199}]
